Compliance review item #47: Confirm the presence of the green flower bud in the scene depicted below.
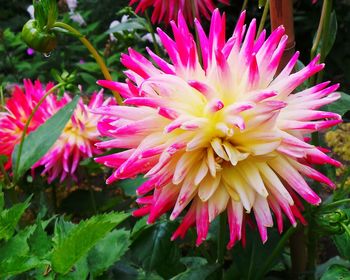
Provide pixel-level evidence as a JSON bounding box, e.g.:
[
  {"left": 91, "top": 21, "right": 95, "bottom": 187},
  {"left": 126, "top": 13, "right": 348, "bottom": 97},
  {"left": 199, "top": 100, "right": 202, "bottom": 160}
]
[
  {"left": 21, "top": 19, "right": 57, "bottom": 53},
  {"left": 316, "top": 210, "right": 349, "bottom": 236}
]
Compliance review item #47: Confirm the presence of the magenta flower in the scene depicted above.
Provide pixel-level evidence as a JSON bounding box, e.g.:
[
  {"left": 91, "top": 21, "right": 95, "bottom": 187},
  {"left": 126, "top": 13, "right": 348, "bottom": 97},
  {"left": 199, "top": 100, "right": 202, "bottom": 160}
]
[
  {"left": 0, "top": 79, "right": 111, "bottom": 183},
  {"left": 129, "top": 0, "right": 229, "bottom": 24},
  {"left": 95, "top": 11, "right": 341, "bottom": 248},
  {"left": 0, "top": 80, "right": 61, "bottom": 170},
  {"left": 33, "top": 92, "right": 111, "bottom": 183}
]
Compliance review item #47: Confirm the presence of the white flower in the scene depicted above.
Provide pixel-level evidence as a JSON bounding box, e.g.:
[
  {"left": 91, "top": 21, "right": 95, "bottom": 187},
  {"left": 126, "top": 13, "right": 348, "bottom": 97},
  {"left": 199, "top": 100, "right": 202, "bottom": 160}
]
[
  {"left": 70, "top": 12, "right": 86, "bottom": 26},
  {"left": 141, "top": 33, "right": 161, "bottom": 45},
  {"left": 109, "top": 15, "right": 130, "bottom": 41},
  {"left": 66, "top": 0, "right": 78, "bottom": 12},
  {"left": 27, "top": 5, "right": 34, "bottom": 19}
]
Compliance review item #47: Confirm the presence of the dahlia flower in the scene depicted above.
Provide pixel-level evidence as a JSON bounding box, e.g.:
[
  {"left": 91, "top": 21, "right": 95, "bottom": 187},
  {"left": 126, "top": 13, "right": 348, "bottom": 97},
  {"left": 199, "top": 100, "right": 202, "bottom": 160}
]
[
  {"left": 95, "top": 11, "right": 341, "bottom": 248},
  {"left": 130, "top": 0, "right": 229, "bottom": 24},
  {"left": 33, "top": 92, "right": 110, "bottom": 183},
  {"left": 0, "top": 80, "right": 62, "bottom": 169},
  {"left": 0, "top": 79, "right": 110, "bottom": 183}
]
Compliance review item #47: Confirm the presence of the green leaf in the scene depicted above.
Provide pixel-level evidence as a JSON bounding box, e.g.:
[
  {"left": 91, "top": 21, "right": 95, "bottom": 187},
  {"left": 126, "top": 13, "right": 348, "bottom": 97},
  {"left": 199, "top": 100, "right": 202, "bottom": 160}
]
[
  {"left": 326, "top": 92, "right": 350, "bottom": 116},
  {"left": 321, "top": 264, "right": 350, "bottom": 280},
  {"left": 316, "top": 256, "right": 350, "bottom": 279},
  {"left": 12, "top": 96, "right": 79, "bottom": 181},
  {"left": 0, "top": 226, "right": 35, "bottom": 263},
  {"left": 106, "top": 19, "right": 147, "bottom": 34},
  {"left": 170, "top": 257, "right": 219, "bottom": 280},
  {"left": 131, "top": 216, "right": 150, "bottom": 240},
  {"left": 79, "top": 72, "right": 98, "bottom": 86},
  {"left": 0, "top": 256, "right": 42, "bottom": 278},
  {"left": 224, "top": 228, "right": 281, "bottom": 280},
  {"left": 34, "top": 1, "right": 47, "bottom": 28},
  {"left": 29, "top": 222, "right": 52, "bottom": 258},
  {"left": 333, "top": 209, "right": 350, "bottom": 260},
  {"left": 52, "top": 218, "right": 76, "bottom": 246},
  {"left": 180, "top": 257, "right": 208, "bottom": 268},
  {"left": 77, "top": 62, "right": 100, "bottom": 73},
  {"left": 46, "top": 0, "right": 58, "bottom": 28},
  {"left": 88, "top": 229, "right": 131, "bottom": 277},
  {"left": 0, "top": 197, "right": 31, "bottom": 240},
  {"left": 51, "top": 212, "right": 129, "bottom": 274},
  {"left": 131, "top": 221, "right": 183, "bottom": 278},
  {"left": 56, "top": 258, "right": 89, "bottom": 280},
  {"left": 321, "top": 11, "right": 338, "bottom": 59},
  {"left": 334, "top": 232, "right": 350, "bottom": 260},
  {"left": 137, "top": 270, "right": 164, "bottom": 280},
  {"left": 258, "top": 0, "right": 267, "bottom": 8},
  {"left": 0, "top": 226, "right": 43, "bottom": 277},
  {"left": 117, "top": 175, "right": 147, "bottom": 197}
]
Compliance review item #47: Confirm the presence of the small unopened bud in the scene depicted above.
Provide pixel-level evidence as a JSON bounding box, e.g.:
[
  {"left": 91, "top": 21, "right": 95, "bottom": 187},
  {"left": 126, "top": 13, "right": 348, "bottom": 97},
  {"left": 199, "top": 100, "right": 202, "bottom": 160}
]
[{"left": 21, "top": 19, "right": 57, "bottom": 53}]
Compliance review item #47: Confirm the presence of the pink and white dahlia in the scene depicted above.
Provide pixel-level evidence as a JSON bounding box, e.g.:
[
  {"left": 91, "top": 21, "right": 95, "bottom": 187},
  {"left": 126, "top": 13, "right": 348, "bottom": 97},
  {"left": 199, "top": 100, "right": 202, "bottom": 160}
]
[
  {"left": 95, "top": 11, "right": 342, "bottom": 248},
  {"left": 0, "top": 80, "right": 64, "bottom": 169},
  {"left": 0, "top": 79, "right": 110, "bottom": 183},
  {"left": 130, "top": 0, "right": 229, "bottom": 24},
  {"left": 33, "top": 92, "right": 111, "bottom": 183}
]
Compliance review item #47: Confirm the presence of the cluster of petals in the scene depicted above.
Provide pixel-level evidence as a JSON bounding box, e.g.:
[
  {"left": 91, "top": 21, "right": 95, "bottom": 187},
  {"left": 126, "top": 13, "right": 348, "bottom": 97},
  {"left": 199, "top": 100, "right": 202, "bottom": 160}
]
[
  {"left": 0, "top": 79, "right": 110, "bottom": 183},
  {"left": 95, "top": 10, "right": 341, "bottom": 248},
  {"left": 129, "top": 0, "right": 229, "bottom": 24}
]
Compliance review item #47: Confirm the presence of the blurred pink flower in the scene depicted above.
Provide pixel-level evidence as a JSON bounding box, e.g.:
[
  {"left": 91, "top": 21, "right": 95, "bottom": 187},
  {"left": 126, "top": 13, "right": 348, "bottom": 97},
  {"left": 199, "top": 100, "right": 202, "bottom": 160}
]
[
  {"left": 95, "top": 11, "right": 341, "bottom": 248},
  {"left": 27, "top": 48, "right": 35, "bottom": 56},
  {"left": 34, "top": 92, "right": 111, "bottom": 183},
  {"left": 129, "top": 0, "right": 229, "bottom": 24},
  {"left": 0, "top": 79, "right": 111, "bottom": 183},
  {"left": 0, "top": 80, "right": 61, "bottom": 170}
]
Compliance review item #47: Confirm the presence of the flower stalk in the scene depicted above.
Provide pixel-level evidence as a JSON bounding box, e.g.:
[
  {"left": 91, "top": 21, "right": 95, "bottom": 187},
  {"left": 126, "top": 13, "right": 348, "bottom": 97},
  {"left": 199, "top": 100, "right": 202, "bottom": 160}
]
[
  {"left": 241, "top": 0, "right": 249, "bottom": 12},
  {"left": 145, "top": 10, "right": 161, "bottom": 57},
  {"left": 307, "top": 2, "right": 333, "bottom": 277},
  {"left": 310, "top": 0, "right": 332, "bottom": 85},
  {"left": 52, "top": 22, "right": 122, "bottom": 104},
  {"left": 316, "top": 0, "right": 333, "bottom": 84},
  {"left": 217, "top": 211, "right": 227, "bottom": 265},
  {"left": 0, "top": 159, "right": 11, "bottom": 186},
  {"left": 256, "top": 225, "right": 298, "bottom": 279},
  {"left": 257, "top": 0, "right": 270, "bottom": 38}
]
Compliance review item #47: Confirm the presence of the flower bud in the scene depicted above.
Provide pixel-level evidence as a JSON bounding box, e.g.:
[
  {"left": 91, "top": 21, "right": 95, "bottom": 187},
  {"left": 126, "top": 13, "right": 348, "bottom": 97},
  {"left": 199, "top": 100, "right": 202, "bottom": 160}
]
[
  {"left": 21, "top": 19, "right": 57, "bottom": 53},
  {"left": 316, "top": 210, "right": 349, "bottom": 235}
]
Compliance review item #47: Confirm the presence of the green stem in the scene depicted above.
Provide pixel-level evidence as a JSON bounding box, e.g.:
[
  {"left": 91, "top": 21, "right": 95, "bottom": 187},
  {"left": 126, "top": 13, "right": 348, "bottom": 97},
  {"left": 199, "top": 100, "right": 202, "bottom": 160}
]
[
  {"left": 145, "top": 10, "right": 161, "bottom": 56},
  {"left": 341, "top": 222, "right": 350, "bottom": 237},
  {"left": 309, "top": 0, "right": 332, "bottom": 85},
  {"left": 257, "top": 0, "right": 270, "bottom": 38},
  {"left": 323, "top": 198, "right": 350, "bottom": 210},
  {"left": 306, "top": 222, "right": 318, "bottom": 280},
  {"left": 241, "top": 0, "right": 249, "bottom": 12},
  {"left": 52, "top": 22, "right": 123, "bottom": 105},
  {"left": 256, "top": 226, "right": 297, "bottom": 279},
  {"left": 0, "top": 86, "right": 4, "bottom": 109},
  {"left": 14, "top": 83, "right": 63, "bottom": 180},
  {"left": 0, "top": 160, "right": 11, "bottom": 186},
  {"left": 247, "top": 245, "right": 256, "bottom": 280},
  {"left": 217, "top": 212, "right": 227, "bottom": 266},
  {"left": 316, "top": 0, "right": 333, "bottom": 84},
  {"left": 310, "top": 0, "right": 328, "bottom": 61}
]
